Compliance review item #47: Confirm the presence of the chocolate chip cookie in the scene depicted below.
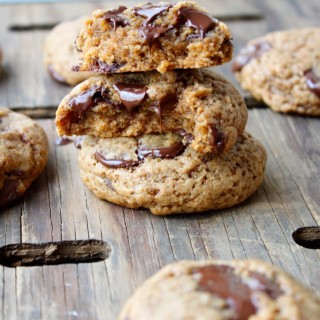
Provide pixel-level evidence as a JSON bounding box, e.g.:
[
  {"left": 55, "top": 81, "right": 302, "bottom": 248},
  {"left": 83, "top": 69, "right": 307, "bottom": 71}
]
[
  {"left": 77, "top": 132, "right": 266, "bottom": 215},
  {"left": 56, "top": 69, "right": 247, "bottom": 154},
  {"left": 233, "top": 28, "right": 320, "bottom": 115},
  {"left": 0, "top": 107, "right": 49, "bottom": 208},
  {"left": 44, "top": 17, "right": 95, "bottom": 86},
  {"left": 119, "top": 259, "right": 320, "bottom": 319},
  {"left": 74, "top": 1, "right": 233, "bottom": 73}
]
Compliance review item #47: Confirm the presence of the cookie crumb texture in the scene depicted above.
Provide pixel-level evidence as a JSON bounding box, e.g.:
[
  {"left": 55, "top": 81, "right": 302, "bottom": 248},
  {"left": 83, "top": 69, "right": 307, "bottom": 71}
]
[
  {"left": 233, "top": 28, "right": 320, "bottom": 115},
  {"left": 78, "top": 132, "right": 266, "bottom": 215},
  {"left": 119, "top": 259, "right": 320, "bottom": 320},
  {"left": 44, "top": 17, "right": 95, "bottom": 86},
  {"left": 75, "top": 1, "right": 233, "bottom": 73},
  {"left": 0, "top": 107, "right": 48, "bottom": 208},
  {"left": 56, "top": 69, "right": 247, "bottom": 154}
]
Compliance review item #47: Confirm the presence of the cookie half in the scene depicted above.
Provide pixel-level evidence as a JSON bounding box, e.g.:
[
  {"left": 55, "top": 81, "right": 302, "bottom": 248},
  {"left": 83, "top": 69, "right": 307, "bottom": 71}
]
[
  {"left": 44, "top": 18, "right": 95, "bottom": 86},
  {"left": 0, "top": 107, "right": 49, "bottom": 208},
  {"left": 77, "top": 132, "right": 266, "bottom": 215},
  {"left": 119, "top": 259, "right": 320, "bottom": 320},
  {"left": 74, "top": 1, "right": 233, "bottom": 73},
  {"left": 233, "top": 28, "right": 320, "bottom": 115},
  {"left": 56, "top": 69, "right": 247, "bottom": 154}
]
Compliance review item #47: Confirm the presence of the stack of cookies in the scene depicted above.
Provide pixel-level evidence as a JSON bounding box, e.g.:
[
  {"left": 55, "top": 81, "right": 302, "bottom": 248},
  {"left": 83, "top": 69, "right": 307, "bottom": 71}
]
[{"left": 56, "top": 1, "right": 267, "bottom": 215}]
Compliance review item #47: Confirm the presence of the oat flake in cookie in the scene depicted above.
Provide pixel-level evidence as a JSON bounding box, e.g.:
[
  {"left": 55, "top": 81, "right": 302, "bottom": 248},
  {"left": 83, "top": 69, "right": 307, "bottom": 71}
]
[
  {"left": 56, "top": 69, "right": 247, "bottom": 154},
  {"left": 44, "top": 17, "right": 95, "bottom": 86},
  {"left": 78, "top": 132, "right": 266, "bottom": 215},
  {"left": 74, "top": 1, "right": 233, "bottom": 73},
  {"left": 118, "top": 259, "right": 320, "bottom": 320},
  {"left": 233, "top": 28, "right": 320, "bottom": 115},
  {"left": 0, "top": 107, "right": 48, "bottom": 208}
]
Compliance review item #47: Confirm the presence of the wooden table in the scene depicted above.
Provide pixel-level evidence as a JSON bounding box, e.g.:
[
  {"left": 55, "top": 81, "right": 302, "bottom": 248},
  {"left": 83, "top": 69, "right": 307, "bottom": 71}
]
[{"left": 0, "top": 0, "right": 319, "bottom": 319}]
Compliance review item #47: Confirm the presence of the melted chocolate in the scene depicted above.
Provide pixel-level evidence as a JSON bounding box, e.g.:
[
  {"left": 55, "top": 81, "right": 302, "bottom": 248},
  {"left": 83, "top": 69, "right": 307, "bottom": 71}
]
[
  {"left": 134, "top": 3, "right": 171, "bottom": 24},
  {"left": 209, "top": 125, "right": 225, "bottom": 152},
  {"left": 73, "top": 61, "right": 124, "bottom": 73},
  {"left": 232, "top": 41, "right": 272, "bottom": 73},
  {"left": 0, "top": 179, "right": 20, "bottom": 208},
  {"left": 55, "top": 136, "right": 73, "bottom": 146},
  {"left": 68, "top": 86, "right": 107, "bottom": 119},
  {"left": 74, "top": 136, "right": 84, "bottom": 149},
  {"left": 174, "top": 128, "right": 194, "bottom": 143},
  {"left": 113, "top": 83, "right": 147, "bottom": 111},
  {"left": 178, "top": 7, "right": 218, "bottom": 38},
  {"left": 103, "top": 6, "right": 129, "bottom": 31},
  {"left": 192, "top": 265, "right": 283, "bottom": 320},
  {"left": 139, "top": 25, "right": 173, "bottom": 45},
  {"left": 47, "top": 64, "right": 68, "bottom": 85},
  {"left": 304, "top": 69, "right": 320, "bottom": 98},
  {"left": 138, "top": 141, "right": 185, "bottom": 159},
  {"left": 150, "top": 93, "right": 178, "bottom": 129},
  {"left": 95, "top": 152, "right": 140, "bottom": 168}
]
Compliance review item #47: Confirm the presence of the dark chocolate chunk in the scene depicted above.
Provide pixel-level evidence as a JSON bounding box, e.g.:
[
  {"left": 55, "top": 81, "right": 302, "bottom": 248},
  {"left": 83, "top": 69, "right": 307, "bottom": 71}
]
[
  {"left": 304, "top": 69, "right": 320, "bottom": 98},
  {"left": 138, "top": 141, "right": 185, "bottom": 160},
  {"left": 74, "top": 136, "right": 84, "bottom": 149},
  {"left": 0, "top": 179, "right": 20, "bottom": 208},
  {"left": 95, "top": 152, "right": 140, "bottom": 169},
  {"left": 150, "top": 93, "right": 178, "bottom": 128},
  {"left": 139, "top": 25, "right": 173, "bottom": 45},
  {"left": 55, "top": 136, "right": 73, "bottom": 146},
  {"left": 103, "top": 6, "right": 129, "bottom": 31},
  {"left": 134, "top": 3, "right": 171, "bottom": 24},
  {"left": 90, "top": 60, "right": 125, "bottom": 73},
  {"left": 174, "top": 128, "right": 194, "bottom": 143},
  {"left": 68, "top": 86, "right": 107, "bottom": 119},
  {"left": 47, "top": 64, "right": 68, "bottom": 85},
  {"left": 113, "top": 83, "right": 147, "bottom": 111},
  {"left": 209, "top": 125, "right": 225, "bottom": 153},
  {"left": 192, "top": 265, "right": 283, "bottom": 320},
  {"left": 232, "top": 41, "right": 272, "bottom": 73},
  {"left": 178, "top": 7, "right": 218, "bottom": 38}
]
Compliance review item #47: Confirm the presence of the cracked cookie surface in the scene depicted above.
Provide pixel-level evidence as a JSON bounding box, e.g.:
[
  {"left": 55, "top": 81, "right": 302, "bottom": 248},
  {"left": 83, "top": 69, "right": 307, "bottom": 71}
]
[
  {"left": 44, "top": 17, "right": 95, "bottom": 86},
  {"left": 119, "top": 259, "right": 320, "bottom": 320},
  {"left": 56, "top": 69, "right": 247, "bottom": 154},
  {"left": 0, "top": 107, "right": 49, "bottom": 208},
  {"left": 233, "top": 28, "right": 320, "bottom": 115},
  {"left": 75, "top": 1, "right": 233, "bottom": 73},
  {"left": 77, "top": 132, "right": 266, "bottom": 215}
]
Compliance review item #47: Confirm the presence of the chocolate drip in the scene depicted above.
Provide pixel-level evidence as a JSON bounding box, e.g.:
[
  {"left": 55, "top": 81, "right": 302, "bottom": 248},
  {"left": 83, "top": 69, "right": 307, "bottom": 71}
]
[
  {"left": 232, "top": 41, "right": 272, "bottom": 73},
  {"left": 192, "top": 265, "right": 283, "bottom": 320},
  {"left": 113, "top": 83, "right": 147, "bottom": 111},
  {"left": 139, "top": 25, "right": 173, "bottom": 45},
  {"left": 95, "top": 152, "right": 140, "bottom": 168},
  {"left": 103, "top": 6, "right": 129, "bottom": 31},
  {"left": 0, "top": 179, "right": 20, "bottom": 208},
  {"left": 138, "top": 141, "right": 185, "bottom": 159},
  {"left": 134, "top": 3, "right": 171, "bottom": 24},
  {"left": 55, "top": 136, "right": 73, "bottom": 146},
  {"left": 150, "top": 93, "right": 178, "bottom": 129},
  {"left": 209, "top": 125, "right": 225, "bottom": 153},
  {"left": 178, "top": 7, "right": 218, "bottom": 38},
  {"left": 304, "top": 69, "right": 320, "bottom": 98},
  {"left": 47, "top": 64, "right": 68, "bottom": 85},
  {"left": 68, "top": 86, "right": 107, "bottom": 119}
]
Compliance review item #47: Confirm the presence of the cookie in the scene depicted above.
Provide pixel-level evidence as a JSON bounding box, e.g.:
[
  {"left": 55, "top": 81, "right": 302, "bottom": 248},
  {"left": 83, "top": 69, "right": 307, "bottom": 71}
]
[
  {"left": 119, "top": 259, "right": 320, "bottom": 320},
  {"left": 232, "top": 28, "right": 320, "bottom": 115},
  {"left": 0, "top": 107, "right": 49, "bottom": 208},
  {"left": 44, "top": 17, "right": 95, "bottom": 86},
  {"left": 74, "top": 1, "right": 233, "bottom": 73},
  {"left": 56, "top": 69, "right": 247, "bottom": 154},
  {"left": 77, "top": 132, "right": 266, "bottom": 215}
]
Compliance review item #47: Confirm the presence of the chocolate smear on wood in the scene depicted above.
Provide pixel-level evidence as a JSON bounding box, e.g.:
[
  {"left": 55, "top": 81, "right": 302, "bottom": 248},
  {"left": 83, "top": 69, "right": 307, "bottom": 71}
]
[
  {"left": 0, "top": 240, "right": 110, "bottom": 267},
  {"left": 292, "top": 227, "right": 320, "bottom": 249}
]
